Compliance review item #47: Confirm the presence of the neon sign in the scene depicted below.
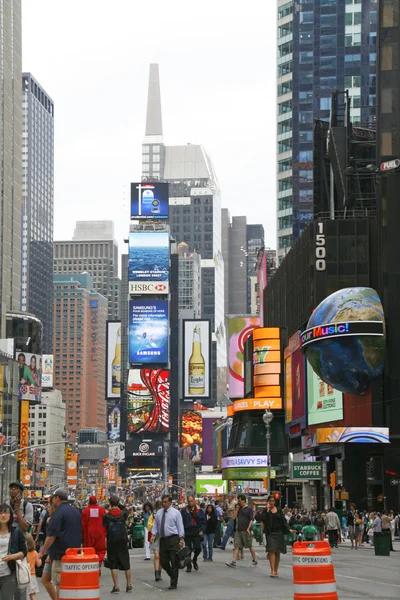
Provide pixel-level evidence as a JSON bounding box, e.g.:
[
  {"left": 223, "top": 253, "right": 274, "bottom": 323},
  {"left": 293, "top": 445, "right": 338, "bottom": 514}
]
[{"left": 300, "top": 320, "right": 384, "bottom": 350}]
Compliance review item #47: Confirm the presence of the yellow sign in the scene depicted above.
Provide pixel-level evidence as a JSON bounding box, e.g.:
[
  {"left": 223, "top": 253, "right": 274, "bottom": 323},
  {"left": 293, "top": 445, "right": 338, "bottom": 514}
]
[
  {"left": 18, "top": 401, "right": 29, "bottom": 464},
  {"left": 233, "top": 397, "right": 282, "bottom": 412},
  {"left": 67, "top": 454, "right": 78, "bottom": 487}
]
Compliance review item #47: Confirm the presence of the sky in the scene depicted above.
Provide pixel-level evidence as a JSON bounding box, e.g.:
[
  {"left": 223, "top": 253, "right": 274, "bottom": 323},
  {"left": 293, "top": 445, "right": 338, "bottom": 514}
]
[{"left": 22, "top": 0, "right": 277, "bottom": 254}]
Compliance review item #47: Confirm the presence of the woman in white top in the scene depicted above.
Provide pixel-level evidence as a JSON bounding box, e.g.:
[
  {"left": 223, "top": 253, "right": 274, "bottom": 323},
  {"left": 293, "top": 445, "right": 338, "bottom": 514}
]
[{"left": 0, "top": 503, "right": 27, "bottom": 598}]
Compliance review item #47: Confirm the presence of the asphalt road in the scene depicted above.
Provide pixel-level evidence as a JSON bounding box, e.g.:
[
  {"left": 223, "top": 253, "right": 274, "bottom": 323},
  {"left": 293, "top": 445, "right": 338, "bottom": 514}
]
[{"left": 37, "top": 539, "right": 400, "bottom": 599}]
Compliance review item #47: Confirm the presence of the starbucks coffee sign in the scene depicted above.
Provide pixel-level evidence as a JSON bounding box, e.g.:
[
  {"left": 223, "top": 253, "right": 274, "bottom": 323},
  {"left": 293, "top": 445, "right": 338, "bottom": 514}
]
[{"left": 292, "top": 462, "right": 322, "bottom": 480}]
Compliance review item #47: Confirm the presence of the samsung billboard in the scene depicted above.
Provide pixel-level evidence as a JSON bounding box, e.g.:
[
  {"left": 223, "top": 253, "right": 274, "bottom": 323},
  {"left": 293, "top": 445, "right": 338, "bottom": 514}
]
[{"left": 129, "top": 299, "right": 169, "bottom": 364}]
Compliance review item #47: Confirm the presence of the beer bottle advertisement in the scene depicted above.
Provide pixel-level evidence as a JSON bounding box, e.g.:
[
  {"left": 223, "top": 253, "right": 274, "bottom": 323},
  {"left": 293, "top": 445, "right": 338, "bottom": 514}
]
[
  {"left": 107, "top": 321, "right": 122, "bottom": 399},
  {"left": 184, "top": 320, "right": 210, "bottom": 399}
]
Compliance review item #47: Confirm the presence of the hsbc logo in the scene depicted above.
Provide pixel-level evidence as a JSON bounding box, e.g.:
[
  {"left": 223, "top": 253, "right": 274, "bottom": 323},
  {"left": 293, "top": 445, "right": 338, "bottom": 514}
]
[{"left": 129, "top": 281, "right": 169, "bottom": 295}]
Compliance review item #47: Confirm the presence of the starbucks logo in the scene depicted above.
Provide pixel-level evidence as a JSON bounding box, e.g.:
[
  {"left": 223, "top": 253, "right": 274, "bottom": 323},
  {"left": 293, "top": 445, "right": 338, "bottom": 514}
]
[{"left": 139, "top": 443, "right": 149, "bottom": 453}]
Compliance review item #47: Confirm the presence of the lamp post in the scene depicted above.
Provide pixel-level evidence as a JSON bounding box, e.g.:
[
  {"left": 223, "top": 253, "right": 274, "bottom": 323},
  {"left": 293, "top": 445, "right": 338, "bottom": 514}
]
[{"left": 262, "top": 410, "right": 274, "bottom": 495}]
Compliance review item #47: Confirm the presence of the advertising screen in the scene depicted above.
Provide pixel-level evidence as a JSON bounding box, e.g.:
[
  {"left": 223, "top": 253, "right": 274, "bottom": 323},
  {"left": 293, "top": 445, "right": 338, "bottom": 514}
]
[
  {"left": 291, "top": 345, "right": 306, "bottom": 422},
  {"left": 126, "top": 439, "right": 164, "bottom": 457},
  {"left": 316, "top": 426, "right": 389, "bottom": 444},
  {"left": 128, "top": 231, "right": 169, "bottom": 295},
  {"left": 196, "top": 478, "right": 228, "bottom": 495},
  {"left": 106, "top": 322, "right": 121, "bottom": 399},
  {"left": 307, "top": 362, "right": 343, "bottom": 425},
  {"left": 183, "top": 320, "right": 211, "bottom": 399},
  {"left": 131, "top": 182, "right": 169, "bottom": 220},
  {"left": 42, "top": 355, "right": 54, "bottom": 389},
  {"left": 129, "top": 299, "right": 168, "bottom": 364},
  {"left": 107, "top": 405, "right": 121, "bottom": 440},
  {"left": 16, "top": 352, "right": 42, "bottom": 403},
  {"left": 227, "top": 316, "right": 260, "bottom": 399},
  {"left": 127, "top": 368, "right": 169, "bottom": 434},
  {"left": 181, "top": 410, "right": 202, "bottom": 463},
  {"left": 285, "top": 356, "right": 292, "bottom": 424}
]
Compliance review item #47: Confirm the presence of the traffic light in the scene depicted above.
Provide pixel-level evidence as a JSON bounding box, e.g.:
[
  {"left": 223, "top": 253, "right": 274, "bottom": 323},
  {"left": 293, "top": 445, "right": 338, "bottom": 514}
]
[
  {"left": 64, "top": 446, "right": 72, "bottom": 461},
  {"left": 329, "top": 472, "right": 336, "bottom": 489},
  {"left": 271, "top": 491, "right": 281, "bottom": 503},
  {"left": 97, "top": 487, "right": 102, "bottom": 497},
  {"left": 42, "top": 470, "right": 47, "bottom": 479},
  {"left": 263, "top": 478, "right": 268, "bottom": 490}
]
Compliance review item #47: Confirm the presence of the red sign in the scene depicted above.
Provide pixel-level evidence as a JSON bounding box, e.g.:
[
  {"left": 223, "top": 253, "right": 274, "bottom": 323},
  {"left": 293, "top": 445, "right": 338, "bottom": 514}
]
[{"left": 127, "top": 369, "right": 169, "bottom": 433}]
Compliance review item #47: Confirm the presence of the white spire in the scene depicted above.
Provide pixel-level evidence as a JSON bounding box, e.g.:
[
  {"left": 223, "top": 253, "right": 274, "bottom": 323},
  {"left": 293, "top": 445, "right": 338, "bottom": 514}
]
[{"left": 144, "top": 63, "right": 163, "bottom": 140}]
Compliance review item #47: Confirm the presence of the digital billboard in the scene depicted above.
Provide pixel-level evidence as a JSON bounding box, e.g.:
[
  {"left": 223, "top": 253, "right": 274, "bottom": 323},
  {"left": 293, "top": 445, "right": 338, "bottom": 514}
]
[
  {"left": 42, "top": 355, "right": 54, "bottom": 389},
  {"left": 107, "top": 405, "right": 121, "bottom": 440},
  {"left": 128, "top": 231, "right": 169, "bottom": 295},
  {"left": 129, "top": 299, "right": 168, "bottom": 364},
  {"left": 126, "top": 439, "right": 164, "bottom": 457},
  {"left": 16, "top": 352, "right": 42, "bottom": 403},
  {"left": 252, "top": 327, "right": 282, "bottom": 401},
  {"left": 127, "top": 368, "right": 169, "bottom": 433},
  {"left": 316, "top": 427, "right": 389, "bottom": 444},
  {"left": 181, "top": 410, "right": 202, "bottom": 463},
  {"left": 183, "top": 320, "right": 211, "bottom": 400},
  {"left": 131, "top": 182, "right": 169, "bottom": 220},
  {"left": 106, "top": 322, "right": 121, "bottom": 399},
  {"left": 307, "top": 362, "right": 343, "bottom": 426},
  {"left": 196, "top": 477, "right": 228, "bottom": 496},
  {"left": 227, "top": 316, "right": 260, "bottom": 399},
  {"left": 284, "top": 332, "right": 306, "bottom": 430}
]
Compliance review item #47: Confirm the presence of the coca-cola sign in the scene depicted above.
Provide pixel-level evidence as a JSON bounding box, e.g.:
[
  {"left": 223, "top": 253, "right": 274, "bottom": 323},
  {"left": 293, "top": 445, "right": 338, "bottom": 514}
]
[{"left": 127, "top": 368, "right": 170, "bottom": 434}]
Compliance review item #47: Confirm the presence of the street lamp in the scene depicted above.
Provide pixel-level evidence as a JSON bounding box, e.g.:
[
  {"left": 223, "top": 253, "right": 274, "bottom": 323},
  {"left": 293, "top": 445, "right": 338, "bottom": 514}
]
[{"left": 262, "top": 410, "right": 274, "bottom": 495}]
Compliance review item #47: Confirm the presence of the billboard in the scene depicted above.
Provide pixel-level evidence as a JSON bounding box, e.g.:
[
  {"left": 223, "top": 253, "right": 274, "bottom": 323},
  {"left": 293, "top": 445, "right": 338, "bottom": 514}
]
[
  {"left": 196, "top": 477, "right": 228, "bottom": 496},
  {"left": 181, "top": 410, "right": 202, "bottom": 463},
  {"left": 126, "top": 439, "right": 164, "bottom": 457},
  {"left": 131, "top": 182, "right": 169, "bottom": 220},
  {"left": 292, "top": 462, "right": 322, "bottom": 480},
  {"left": 67, "top": 454, "right": 78, "bottom": 488},
  {"left": 284, "top": 332, "right": 306, "bottom": 429},
  {"left": 252, "top": 327, "right": 282, "bottom": 401},
  {"left": 128, "top": 231, "right": 169, "bottom": 295},
  {"left": 16, "top": 352, "right": 41, "bottom": 402},
  {"left": 42, "top": 355, "right": 54, "bottom": 389},
  {"left": 127, "top": 368, "right": 169, "bottom": 433},
  {"left": 307, "top": 362, "right": 343, "bottom": 426},
  {"left": 106, "top": 322, "right": 121, "bottom": 399},
  {"left": 107, "top": 405, "right": 121, "bottom": 440},
  {"left": 316, "top": 427, "right": 390, "bottom": 444},
  {"left": 228, "top": 316, "right": 260, "bottom": 399},
  {"left": 129, "top": 299, "right": 168, "bottom": 364},
  {"left": 183, "top": 320, "right": 211, "bottom": 400}
]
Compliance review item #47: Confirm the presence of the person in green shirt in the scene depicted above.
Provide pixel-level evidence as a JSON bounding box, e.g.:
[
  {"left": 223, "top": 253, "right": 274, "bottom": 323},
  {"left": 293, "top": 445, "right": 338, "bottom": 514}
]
[{"left": 302, "top": 518, "right": 317, "bottom": 541}]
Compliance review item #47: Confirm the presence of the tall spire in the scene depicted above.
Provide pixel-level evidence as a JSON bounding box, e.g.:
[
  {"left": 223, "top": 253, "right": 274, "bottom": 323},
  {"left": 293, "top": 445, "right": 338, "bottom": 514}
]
[{"left": 145, "top": 64, "right": 163, "bottom": 139}]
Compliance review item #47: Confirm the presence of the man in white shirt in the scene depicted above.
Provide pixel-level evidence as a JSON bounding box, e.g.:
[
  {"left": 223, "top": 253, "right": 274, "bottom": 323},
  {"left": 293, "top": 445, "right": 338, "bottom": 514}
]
[{"left": 151, "top": 494, "right": 185, "bottom": 590}]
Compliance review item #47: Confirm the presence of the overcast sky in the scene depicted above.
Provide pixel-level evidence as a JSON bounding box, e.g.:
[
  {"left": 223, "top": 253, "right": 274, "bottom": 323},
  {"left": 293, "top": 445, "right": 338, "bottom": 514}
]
[{"left": 22, "top": 0, "right": 277, "bottom": 254}]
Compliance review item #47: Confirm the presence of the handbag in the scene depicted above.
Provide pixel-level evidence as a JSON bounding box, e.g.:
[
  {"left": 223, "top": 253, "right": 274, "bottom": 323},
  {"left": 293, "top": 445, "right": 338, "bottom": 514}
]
[
  {"left": 103, "top": 556, "right": 111, "bottom": 569},
  {"left": 15, "top": 557, "right": 31, "bottom": 589},
  {"left": 176, "top": 545, "right": 191, "bottom": 570}
]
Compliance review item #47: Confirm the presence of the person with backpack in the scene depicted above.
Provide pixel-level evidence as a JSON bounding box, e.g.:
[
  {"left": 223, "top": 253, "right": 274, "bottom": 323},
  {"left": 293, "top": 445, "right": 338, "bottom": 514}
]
[
  {"left": 103, "top": 495, "right": 132, "bottom": 594},
  {"left": 315, "top": 512, "right": 325, "bottom": 541}
]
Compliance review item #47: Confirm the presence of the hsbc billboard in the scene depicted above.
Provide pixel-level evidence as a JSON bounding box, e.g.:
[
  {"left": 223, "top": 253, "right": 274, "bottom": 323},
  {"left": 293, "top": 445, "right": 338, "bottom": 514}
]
[{"left": 129, "top": 281, "right": 169, "bottom": 295}]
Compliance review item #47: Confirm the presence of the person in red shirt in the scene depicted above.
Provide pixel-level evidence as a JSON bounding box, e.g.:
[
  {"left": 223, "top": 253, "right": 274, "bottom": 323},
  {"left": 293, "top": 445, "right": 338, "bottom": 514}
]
[{"left": 81, "top": 496, "right": 107, "bottom": 566}]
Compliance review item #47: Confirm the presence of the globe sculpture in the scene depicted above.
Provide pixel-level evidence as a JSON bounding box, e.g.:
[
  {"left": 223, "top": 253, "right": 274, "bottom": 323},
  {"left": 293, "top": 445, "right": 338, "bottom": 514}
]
[{"left": 303, "top": 287, "right": 385, "bottom": 395}]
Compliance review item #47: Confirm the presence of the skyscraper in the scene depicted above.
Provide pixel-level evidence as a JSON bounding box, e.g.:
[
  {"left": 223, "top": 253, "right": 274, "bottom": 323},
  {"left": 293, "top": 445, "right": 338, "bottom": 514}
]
[
  {"left": 142, "top": 64, "right": 226, "bottom": 403},
  {"left": 53, "top": 273, "right": 107, "bottom": 440},
  {"left": 54, "top": 221, "right": 121, "bottom": 320},
  {"left": 177, "top": 242, "right": 202, "bottom": 319},
  {"left": 276, "top": 0, "right": 378, "bottom": 262},
  {"left": 21, "top": 74, "right": 54, "bottom": 352},
  {"left": 0, "top": 0, "right": 22, "bottom": 337}
]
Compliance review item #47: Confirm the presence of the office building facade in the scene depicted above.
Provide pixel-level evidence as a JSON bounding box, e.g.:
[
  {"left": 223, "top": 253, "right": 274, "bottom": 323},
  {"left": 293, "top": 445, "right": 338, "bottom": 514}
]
[
  {"left": 177, "top": 242, "right": 202, "bottom": 319},
  {"left": 277, "top": 0, "right": 378, "bottom": 262},
  {"left": 54, "top": 221, "right": 120, "bottom": 320},
  {"left": 0, "top": 0, "right": 22, "bottom": 337},
  {"left": 53, "top": 273, "right": 107, "bottom": 440},
  {"left": 21, "top": 74, "right": 54, "bottom": 352}
]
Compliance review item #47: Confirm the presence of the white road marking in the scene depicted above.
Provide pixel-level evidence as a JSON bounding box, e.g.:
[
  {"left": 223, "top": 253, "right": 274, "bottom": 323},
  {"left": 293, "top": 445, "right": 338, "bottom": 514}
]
[{"left": 281, "top": 564, "right": 400, "bottom": 588}]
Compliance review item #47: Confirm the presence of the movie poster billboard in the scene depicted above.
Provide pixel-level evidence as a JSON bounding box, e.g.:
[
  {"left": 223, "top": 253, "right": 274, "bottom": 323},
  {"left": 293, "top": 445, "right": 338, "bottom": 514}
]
[
  {"left": 307, "top": 362, "right": 343, "bottom": 426},
  {"left": 227, "top": 316, "right": 260, "bottom": 399},
  {"left": 284, "top": 332, "right": 306, "bottom": 431},
  {"left": 42, "top": 355, "right": 54, "bottom": 389},
  {"left": 106, "top": 322, "right": 121, "bottom": 400},
  {"left": 180, "top": 410, "right": 203, "bottom": 463},
  {"left": 107, "top": 405, "right": 121, "bottom": 440},
  {"left": 129, "top": 299, "right": 168, "bottom": 364},
  {"left": 16, "top": 352, "right": 41, "bottom": 403},
  {"left": 183, "top": 320, "right": 211, "bottom": 400},
  {"left": 127, "top": 368, "right": 169, "bottom": 434},
  {"left": 131, "top": 182, "right": 169, "bottom": 220},
  {"left": 128, "top": 231, "right": 169, "bottom": 295}
]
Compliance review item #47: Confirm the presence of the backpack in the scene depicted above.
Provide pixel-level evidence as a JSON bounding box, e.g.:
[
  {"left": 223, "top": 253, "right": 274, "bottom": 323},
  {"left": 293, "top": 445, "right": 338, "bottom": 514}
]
[
  {"left": 316, "top": 517, "right": 325, "bottom": 528},
  {"left": 107, "top": 516, "right": 127, "bottom": 544}
]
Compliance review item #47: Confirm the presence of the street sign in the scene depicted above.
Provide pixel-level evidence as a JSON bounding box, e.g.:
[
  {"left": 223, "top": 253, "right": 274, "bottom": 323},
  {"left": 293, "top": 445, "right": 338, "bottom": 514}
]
[
  {"left": 380, "top": 159, "right": 400, "bottom": 172},
  {"left": 390, "top": 477, "right": 400, "bottom": 486}
]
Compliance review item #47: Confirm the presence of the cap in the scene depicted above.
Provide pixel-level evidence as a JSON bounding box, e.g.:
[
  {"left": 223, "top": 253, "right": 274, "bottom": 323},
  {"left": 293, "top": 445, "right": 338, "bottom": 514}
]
[
  {"left": 9, "top": 482, "right": 24, "bottom": 491},
  {"left": 89, "top": 496, "right": 97, "bottom": 505},
  {"left": 52, "top": 488, "right": 68, "bottom": 501}
]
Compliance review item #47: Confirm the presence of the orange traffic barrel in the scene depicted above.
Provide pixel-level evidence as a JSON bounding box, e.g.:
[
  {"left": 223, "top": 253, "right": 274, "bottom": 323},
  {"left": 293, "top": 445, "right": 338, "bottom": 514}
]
[
  {"left": 59, "top": 547, "right": 100, "bottom": 600},
  {"left": 292, "top": 540, "right": 338, "bottom": 600}
]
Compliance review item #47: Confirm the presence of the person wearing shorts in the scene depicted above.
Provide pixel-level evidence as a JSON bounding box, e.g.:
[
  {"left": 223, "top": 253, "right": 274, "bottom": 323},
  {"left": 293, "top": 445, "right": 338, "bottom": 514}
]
[{"left": 226, "top": 495, "right": 258, "bottom": 568}]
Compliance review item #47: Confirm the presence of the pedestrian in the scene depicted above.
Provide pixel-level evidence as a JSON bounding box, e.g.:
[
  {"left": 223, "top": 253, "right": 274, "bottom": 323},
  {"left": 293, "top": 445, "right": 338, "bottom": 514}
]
[
  {"left": 0, "top": 502, "right": 28, "bottom": 598},
  {"left": 150, "top": 494, "right": 185, "bottom": 590},
  {"left": 347, "top": 503, "right": 360, "bottom": 549},
  {"left": 315, "top": 512, "right": 325, "bottom": 541},
  {"left": 181, "top": 495, "right": 206, "bottom": 572},
  {"left": 37, "top": 489, "right": 82, "bottom": 600},
  {"left": 302, "top": 518, "right": 317, "bottom": 541},
  {"left": 148, "top": 501, "right": 162, "bottom": 582},
  {"left": 226, "top": 494, "right": 258, "bottom": 569},
  {"left": 203, "top": 505, "right": 218, "bottom": 561},
  {"left": 103, "top": 495, "right": 132, "bottom": 594},
  {"left": 81, "top": 496, "right": 107, "bottom": 566},
  {"left": 381, "top": 510, "right": 394, "bottom": 551},
  {"left": 325, "top": 507, "right": 341, "bottom": 548},
  {"left": 260, "top": 495, "right": 291, "bottom": 577},
  {"left": 26, "top": 533, "right": 41, "bottom": 600},
  {"left": 143, "top": 502, "right": 153, "bottom": 561},
  {"left": 34, "top": 500, "right": 49, "bottom": 549},
  {"left": 219, "top": 494, "right": 237, "bottom": 550},
  {"left": 213, "top": 500, "right": 223, "bottom": 547},
  {"left": 40, "top": 502, "right": 56, "bottom": 600}
]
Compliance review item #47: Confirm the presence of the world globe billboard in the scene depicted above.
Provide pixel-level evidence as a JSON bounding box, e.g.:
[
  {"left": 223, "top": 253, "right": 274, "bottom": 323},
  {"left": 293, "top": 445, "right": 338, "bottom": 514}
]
[{"left": 300, "top": 287, "right": 385, "bottom": 395}]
